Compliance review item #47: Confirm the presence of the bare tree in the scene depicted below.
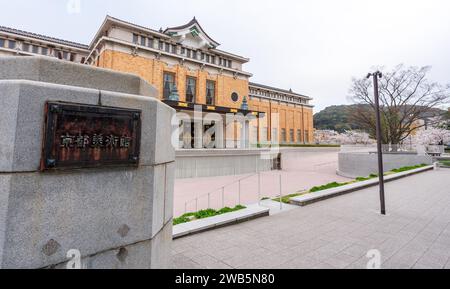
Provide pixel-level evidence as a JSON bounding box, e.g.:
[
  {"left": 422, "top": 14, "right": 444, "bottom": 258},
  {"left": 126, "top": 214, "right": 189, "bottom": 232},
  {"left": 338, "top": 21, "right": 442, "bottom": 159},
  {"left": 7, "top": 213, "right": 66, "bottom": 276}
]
[{"left": 348, "top": 65, "right": 450, "bottom": 146}]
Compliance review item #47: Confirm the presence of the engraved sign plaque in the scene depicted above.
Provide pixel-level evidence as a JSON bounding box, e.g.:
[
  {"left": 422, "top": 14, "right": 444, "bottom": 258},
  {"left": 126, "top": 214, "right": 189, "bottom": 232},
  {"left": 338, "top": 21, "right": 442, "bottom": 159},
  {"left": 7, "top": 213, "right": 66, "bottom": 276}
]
[{"left": 41, "top": 102, "right": 142, "bottom": 171}]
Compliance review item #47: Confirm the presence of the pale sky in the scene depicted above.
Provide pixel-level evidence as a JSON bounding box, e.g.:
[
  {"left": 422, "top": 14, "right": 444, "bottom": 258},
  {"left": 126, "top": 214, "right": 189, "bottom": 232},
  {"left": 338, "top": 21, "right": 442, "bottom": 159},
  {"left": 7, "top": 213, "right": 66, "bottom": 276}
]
[{"left": 1, "top": 0, "right": 450, "bottom": 112}]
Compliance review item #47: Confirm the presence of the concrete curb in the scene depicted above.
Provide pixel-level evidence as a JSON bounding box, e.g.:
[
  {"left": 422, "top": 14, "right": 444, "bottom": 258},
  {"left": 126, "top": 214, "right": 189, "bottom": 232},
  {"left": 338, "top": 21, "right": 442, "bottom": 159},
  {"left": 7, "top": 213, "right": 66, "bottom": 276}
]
[
  {"left": 290, "top": 165, "right": 434, "bottom": 207},
  {"left": 172, "top": 205, "right": 270, "bottom": 239}
]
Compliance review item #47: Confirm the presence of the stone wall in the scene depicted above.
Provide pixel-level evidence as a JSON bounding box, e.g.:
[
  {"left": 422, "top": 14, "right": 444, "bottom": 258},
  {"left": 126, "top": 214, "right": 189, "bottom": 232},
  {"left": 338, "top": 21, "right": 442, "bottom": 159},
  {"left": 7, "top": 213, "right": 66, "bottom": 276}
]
[
  {"left": 0, "top": 56, "right": 175, "bottom": 269},
  {"left": 337, "top": 152, "right": 433, "bottom": 178},
  {"left": 175, "top": 149, "right": 279, "bottom": 179}
]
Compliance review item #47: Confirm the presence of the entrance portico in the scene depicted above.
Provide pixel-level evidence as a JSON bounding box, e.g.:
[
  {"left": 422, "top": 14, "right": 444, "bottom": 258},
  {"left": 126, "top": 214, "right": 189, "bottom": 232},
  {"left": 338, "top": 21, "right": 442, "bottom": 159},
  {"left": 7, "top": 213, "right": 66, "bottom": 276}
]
[{"left": 164, "top": 100, "right": 262, "bottom": 150}]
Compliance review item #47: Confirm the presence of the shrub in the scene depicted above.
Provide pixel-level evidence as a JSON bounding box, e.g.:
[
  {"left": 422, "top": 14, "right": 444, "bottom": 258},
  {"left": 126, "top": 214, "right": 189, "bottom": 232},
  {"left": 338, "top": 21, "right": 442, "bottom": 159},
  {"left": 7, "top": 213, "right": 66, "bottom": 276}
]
[
  {"left": 173, "top": 205, "right": 247, "bottom": 225},
  {"left": 310, "top": 182, "right": 349, "bottom": 193},
  {"left": 391, "top": 164, "right": 427, "bottom": 173}
]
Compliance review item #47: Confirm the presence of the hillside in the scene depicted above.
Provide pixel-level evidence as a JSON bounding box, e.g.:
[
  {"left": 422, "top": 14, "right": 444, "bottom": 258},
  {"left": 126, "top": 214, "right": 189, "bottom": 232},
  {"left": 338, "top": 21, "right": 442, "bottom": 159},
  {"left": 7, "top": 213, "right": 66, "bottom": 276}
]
[
  {"left": 314, "top": 105, "right": 449, "bottom": 133},
  {"left": 313, "top": 105, "right": 363, "bottom": 133}
]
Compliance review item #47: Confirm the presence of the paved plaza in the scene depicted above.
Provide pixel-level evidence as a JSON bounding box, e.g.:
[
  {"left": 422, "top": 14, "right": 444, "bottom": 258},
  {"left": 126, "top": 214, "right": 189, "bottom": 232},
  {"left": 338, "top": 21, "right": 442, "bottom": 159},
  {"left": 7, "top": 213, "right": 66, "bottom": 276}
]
[
  {"left": 172, "top": 169, "right": 450, "bottom": 269},
  {"left": 174, "top": 150, "right": 350, "bottom": 217}
]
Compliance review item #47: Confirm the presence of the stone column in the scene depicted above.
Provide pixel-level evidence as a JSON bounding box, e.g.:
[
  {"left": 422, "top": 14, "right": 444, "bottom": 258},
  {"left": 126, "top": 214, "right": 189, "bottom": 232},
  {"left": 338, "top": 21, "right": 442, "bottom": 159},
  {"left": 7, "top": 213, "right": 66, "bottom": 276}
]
[
  {"left": 215, "top": 118, "right": 224, "bottom": 149},
  {"left": 240, "top": 120, "right": 250, "bottom": 149},
  {"left": 194, "top": 121, "right": 203, "bottom": 149}
]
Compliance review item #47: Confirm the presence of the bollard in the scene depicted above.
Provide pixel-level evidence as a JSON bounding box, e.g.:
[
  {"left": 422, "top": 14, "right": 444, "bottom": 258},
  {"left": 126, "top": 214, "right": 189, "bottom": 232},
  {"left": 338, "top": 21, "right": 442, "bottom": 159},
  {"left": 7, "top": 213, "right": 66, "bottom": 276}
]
[{"left": 434, "top": 162, "right": 440, "bottom": 171}]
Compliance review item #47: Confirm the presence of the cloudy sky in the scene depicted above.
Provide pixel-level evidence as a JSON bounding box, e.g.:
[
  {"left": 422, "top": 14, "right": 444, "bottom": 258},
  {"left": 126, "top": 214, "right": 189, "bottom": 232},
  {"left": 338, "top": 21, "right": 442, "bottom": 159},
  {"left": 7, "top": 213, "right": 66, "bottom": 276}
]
[{"left": 1, "top": 0, "right": 449, "bottom": 112}]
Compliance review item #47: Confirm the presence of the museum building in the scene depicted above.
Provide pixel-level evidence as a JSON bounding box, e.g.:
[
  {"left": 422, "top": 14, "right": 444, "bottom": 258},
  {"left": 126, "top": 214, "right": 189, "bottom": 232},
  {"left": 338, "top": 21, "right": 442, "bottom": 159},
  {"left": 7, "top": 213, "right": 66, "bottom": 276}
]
[{"left": 0, "top": 16, "right": 314, "bottom": 149}]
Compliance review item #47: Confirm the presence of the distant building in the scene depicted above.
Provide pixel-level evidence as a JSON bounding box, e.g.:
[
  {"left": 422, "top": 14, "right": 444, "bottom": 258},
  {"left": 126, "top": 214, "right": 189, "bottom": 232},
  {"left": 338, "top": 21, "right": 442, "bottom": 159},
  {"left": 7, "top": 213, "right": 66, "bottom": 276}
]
[
  {"left": 0, "top": 16, "right": 314, "bottom": 149},
  {"left": 0, "top": 26, "right": 89, "bottom": 62}
]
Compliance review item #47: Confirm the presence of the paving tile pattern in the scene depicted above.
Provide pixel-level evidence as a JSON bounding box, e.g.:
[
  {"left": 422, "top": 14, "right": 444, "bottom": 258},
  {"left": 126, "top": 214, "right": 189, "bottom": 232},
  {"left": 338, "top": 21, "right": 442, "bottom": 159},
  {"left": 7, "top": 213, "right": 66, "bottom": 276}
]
[{"left": 172, "top": 170, "right": 450, "bottom": 269}]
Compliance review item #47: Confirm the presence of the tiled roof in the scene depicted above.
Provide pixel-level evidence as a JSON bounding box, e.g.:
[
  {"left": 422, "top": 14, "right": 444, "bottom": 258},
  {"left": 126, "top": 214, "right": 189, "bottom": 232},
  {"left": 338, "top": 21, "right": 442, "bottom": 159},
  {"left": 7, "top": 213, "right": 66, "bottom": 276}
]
[
  {"left": 249, "top": 82, "right": 311, "bottom": 99},
  {"left": 164, "top": 17, "right": 220, "bottom": 47},
  {"left": 0, "top": 25, "right": 89, "bottom": 50}
]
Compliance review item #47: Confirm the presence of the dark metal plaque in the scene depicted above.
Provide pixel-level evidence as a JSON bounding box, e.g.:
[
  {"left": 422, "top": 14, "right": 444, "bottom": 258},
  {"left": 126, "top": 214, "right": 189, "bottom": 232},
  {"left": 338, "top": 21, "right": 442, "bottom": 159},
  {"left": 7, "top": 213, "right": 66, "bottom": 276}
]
[{"left": 41, "top": 102, "right": 142, "bottom": 171}]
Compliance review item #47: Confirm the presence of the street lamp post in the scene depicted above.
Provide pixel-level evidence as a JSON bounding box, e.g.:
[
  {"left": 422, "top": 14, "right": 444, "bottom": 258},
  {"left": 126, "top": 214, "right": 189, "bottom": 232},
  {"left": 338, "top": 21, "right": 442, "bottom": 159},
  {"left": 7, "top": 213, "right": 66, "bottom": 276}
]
[{"left": 367, "top": 71, "right": 386, "bottom": 215}]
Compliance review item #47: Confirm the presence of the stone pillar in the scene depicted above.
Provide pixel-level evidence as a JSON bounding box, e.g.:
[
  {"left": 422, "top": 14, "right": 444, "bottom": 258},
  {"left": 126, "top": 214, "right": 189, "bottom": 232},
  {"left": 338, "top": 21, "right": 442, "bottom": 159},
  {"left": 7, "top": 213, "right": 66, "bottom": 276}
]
[
  {"left": 240, "top": 120, "right": 250, "bottom": 149},
  {"left": 194, "top": 121, "right": 203, "bottom": 149},
  {"left": 0, "top": 56, "right": 175, "bottom": 269},
  {"left": 215, "top": 118, "right": 224, "bottom": 149}
]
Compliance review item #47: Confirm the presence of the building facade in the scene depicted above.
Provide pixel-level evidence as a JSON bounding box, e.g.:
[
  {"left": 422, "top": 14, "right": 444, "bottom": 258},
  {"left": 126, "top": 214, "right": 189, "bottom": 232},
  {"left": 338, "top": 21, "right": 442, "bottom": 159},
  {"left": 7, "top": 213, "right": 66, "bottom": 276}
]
[{"left": 0, "top": 16, "right": 314, "bottom": 149}]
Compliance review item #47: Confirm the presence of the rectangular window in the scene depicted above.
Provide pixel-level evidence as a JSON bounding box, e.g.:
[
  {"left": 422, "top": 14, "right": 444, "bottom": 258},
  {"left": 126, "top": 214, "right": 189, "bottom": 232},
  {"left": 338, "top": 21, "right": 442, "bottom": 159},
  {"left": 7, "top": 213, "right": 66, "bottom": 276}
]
[
  {"left": 172, "top": 44, "right": 177, "bottom": 54},
  {"left": 192, "top": 50, "right": 197, "bottom": 59},
  {"left": 290, "top": 129, "right": 295, "bottom": 143},
  {"left": 186, "top": 77, "right": 197, "bottom": 103},
  {"left": 159, "top": 41, "right": 164, "bottom": 50},
  {"left": 206, "top": 80, "right": 216, "bottom": 105},
  {"left": 281, "top": 129, "right": 287, "bottom": 143},
  {"left": 41, "top": 47, "right": 48, "bottom": 55},
  {"left": 163, "top": 72, "right": 176, "bottom": 99},
  {"left": 228, "top": 60, "right": 232, "bottom": 68},
  {"left": 186, "top": 49, "right": 191, "bottom": 58},
  {"left": 305, "top": 130, "right": 310, "bottom": 144},
  {"left": 8, "top": 40, "right": 16, "bottom": 49},
  {"left": 147, "top": 38, "right": 154, "bottom": 48},
  {"left": 205, "top": 54, "right": 210, "bottom": 63},
  {"left": 140, "top": 37, "right": 146, "bottom": 46},
  {"left": 297, "top": 130, "right": 302, "bottom": 143},
  {"left": 0, "top": 38, "right": 5, "bottom": 48},
  {"left": 133, "top": 34, "right": 139, "bottom": 44},
  {"left": 63, "top": 51, "right": 69, "bottom": 60},
  {"left": 181, "top": 47, "right": 185, "bottom": 55},
  {"left": 32, "top": 45, "right": 39, "bottom": 54},
  {"left": 210, "top": 56, "right": 215, "bottom": 64},
  {"left": 165, "top": 43, "right": 170, "bottom": 53},
  {"left": 201, "top": 52, "right": 205, "bottom": 60},
  {"left": 22, "top": 43, "right": 30, "bottom": 52}
]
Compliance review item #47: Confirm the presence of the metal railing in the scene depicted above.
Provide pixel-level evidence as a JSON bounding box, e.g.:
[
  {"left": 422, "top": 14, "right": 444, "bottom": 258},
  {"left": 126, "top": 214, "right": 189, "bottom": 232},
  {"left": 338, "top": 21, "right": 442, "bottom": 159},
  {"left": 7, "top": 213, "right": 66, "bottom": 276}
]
[{"left": 182, "top": 171, "right": 285, "bottom": 215}]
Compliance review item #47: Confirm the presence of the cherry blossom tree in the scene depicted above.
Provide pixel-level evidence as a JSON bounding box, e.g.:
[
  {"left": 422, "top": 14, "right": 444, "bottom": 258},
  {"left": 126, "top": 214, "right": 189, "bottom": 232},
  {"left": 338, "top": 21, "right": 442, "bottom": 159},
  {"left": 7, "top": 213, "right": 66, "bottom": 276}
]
[{"left": 414, "top": 128, "right": 450, "bottom": 146}]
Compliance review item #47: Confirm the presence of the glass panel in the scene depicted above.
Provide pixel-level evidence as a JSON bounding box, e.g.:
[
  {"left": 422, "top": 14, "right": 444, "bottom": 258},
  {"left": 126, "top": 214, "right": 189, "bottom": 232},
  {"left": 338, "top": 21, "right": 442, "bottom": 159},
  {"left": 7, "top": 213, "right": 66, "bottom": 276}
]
[
  {"left": 140, "top": 37, "right": 146, "bottom": 46},
  {"left": 8, "top": 40, "right": 16, "bottom": 49},
  {"left": 0, "top": 38, "right": 4, "bottom": 48},
  {"left": 32, "top": 45, "right": 39, "bottom": 54},
  {"left": 206, "top": 81, "right": 215, "bottom": 105},
  {"left": 22, "top": 43, "right": 30, "bottom": 52},
  {"left": 186, "top": 77, "right": 197, "bottom": 103},
  {"left": 133, "top": 34, "right": 139, "bottom": 44},
  {"left": 41, "top": 47, "right": 48, "bottom": 55},
  {"left": 163, "top": 72, "right": 175, "bottom": 99}
]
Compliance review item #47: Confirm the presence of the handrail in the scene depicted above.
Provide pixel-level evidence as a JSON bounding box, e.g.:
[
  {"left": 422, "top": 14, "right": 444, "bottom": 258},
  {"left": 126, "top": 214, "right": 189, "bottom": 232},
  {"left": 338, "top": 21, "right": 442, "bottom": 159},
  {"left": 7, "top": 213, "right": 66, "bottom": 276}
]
[{"left": 183, "top": 172, "right": 264, "bottom": 213}]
